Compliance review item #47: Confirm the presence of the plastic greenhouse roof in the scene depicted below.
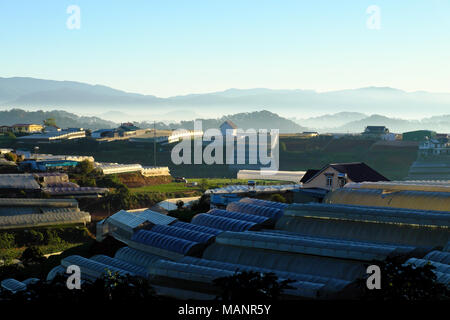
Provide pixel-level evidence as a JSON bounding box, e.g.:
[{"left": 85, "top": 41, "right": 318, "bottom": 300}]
[{"left": 0, "top": 174, "right": 40, "bottom": 190}]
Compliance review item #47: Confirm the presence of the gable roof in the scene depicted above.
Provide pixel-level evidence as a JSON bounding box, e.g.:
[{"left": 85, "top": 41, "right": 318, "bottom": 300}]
[
  {"left": 220, "top": 120, "right": 237, "bottom": 129},
  {"left": 304, "top": 162, "right": 389, "bottom": 184},
  {"left": 300, "top": 169, "right": 320, "bottom": 183}
]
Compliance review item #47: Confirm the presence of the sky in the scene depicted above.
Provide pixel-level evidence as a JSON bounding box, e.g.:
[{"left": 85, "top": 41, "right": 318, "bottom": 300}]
[{"left": 0, "top": 0, "right": 449, "bottom": 97}]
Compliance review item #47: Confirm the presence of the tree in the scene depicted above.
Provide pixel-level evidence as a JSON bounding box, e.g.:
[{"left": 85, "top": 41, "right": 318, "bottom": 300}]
[
  {"left": 76, "top": 160, "right": 94, "bottom": 175},
  {"left": 176, "top": 200, "right": 184, "bottom": 210},
  {"left": 213, "top": 271, "right": 294, "bottom": 301},
  {"left": 43, "top": 118, "right": 57, "bottom": 127},
  {"left": 199, "top": 178, "right": 209, "bottom": 192}
]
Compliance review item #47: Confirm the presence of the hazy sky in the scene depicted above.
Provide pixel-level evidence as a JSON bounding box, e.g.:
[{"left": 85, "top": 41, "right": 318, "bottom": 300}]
[{"left": 1, "top": 0, "right": 449, "bottom": 97}]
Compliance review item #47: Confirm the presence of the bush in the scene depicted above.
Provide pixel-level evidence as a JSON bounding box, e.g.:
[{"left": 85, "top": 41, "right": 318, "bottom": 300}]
[
  {"left": 269, "top": 194, "right": 286, "bottom": 203},
  {"left": 76, "top": 160, "right": 94, "bottom": 175},
  {"left": 4, "top": 152, "right": 17, "bottom": 162},
  {"left": 20, "top": 246, "right": 45, "bottom": 265},
  {"left": 0, "top": 232, "right": 15, "bottom": 249},
  {"left": 28, "top": 230, "right": 45, "bottom": 245},
  {"left": 45, "top": 229, "right": 64, "bottom": 246}
]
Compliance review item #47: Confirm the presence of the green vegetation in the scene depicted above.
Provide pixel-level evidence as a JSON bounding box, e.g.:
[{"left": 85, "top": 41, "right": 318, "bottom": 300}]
[
  {"left": 0, "top": 227, "right": 92, "bottom": 265},
  {"left": 168, "top": 195, "right": 211, "bottom": 222},
  {"left": 43, "top": 118, "right": 57, "bottom": 127},
  {"left": 213, "top": 271, "right": 295, "bottom": 301},
  {"left": 130, "top": 178, "right": 285, "bottom": 196}
]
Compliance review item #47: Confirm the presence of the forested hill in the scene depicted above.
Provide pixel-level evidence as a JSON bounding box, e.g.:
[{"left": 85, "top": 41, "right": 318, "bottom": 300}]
[{"left": 0, "top": 109, "right": 116, "bottom": 129}]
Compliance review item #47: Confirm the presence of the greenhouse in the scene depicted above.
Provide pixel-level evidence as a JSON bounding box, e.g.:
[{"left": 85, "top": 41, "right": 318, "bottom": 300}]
[
  {"left": 131, "top": 230, "right": 204, "bottom": 256},
  {"left": 226, "top": 202, "right": 284, "bottom": 220},
  {"left": 191, "top": 214, "right": 259, "bottom": 232},
  {"left": 149, "top": 224, "right": 216, "bottom": 244},
  {"left": 324, "top": 188, "right": 450, "bottom": 212},
  {"left": 207, "top": 209, "right": 272, "bottom": 224}
]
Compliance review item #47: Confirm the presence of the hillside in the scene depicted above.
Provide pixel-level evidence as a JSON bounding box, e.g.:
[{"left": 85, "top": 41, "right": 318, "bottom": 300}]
[
  {"left": 0, "top": 109, "right": 116, "bottom": 129},
  {"left": 138, "top": 110, "right": 309, "bottom": 134}
]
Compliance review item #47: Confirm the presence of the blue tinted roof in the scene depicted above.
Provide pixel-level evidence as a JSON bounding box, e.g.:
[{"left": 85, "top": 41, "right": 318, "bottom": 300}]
[
  {"left": 131, "top": 230, "right": 199, "bottom": 255},
  {"left": 191, "top": 214, "right": 257, "bottom": 232}
]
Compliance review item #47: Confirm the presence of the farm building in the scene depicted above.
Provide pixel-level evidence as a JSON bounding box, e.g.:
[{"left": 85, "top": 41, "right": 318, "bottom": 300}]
[
  {"left": 0, "top": 198, "right": 90, "bottom": 230},
  {"left": 16, "top": 129, "right": 86, "bottom": 142},
  {"left": 95, "top": 162, "right": 170, "bottom": 177},
  {"left": 403, "top": 130, "right": 436, "bottom": 142},
  {"left": 237, "top": 169, "right": 305, "bottom": 183},
  {"left": 301, "top": 162, "right": 389, "bottom": 191},
  {"left": 0, "top": 173, "right": 41, "bottom": 196},
  {"left": 324, "top": 187, "right": 450, "bottom": 212}
]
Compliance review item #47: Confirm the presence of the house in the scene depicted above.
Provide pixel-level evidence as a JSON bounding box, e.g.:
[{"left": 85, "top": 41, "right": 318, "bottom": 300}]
[
  {"left": 0, "top": 126, "right": 11, "bottom": 133},
  {"left": 362, "top": 126, "right": 389, "bottom": 136},
  {"left": 419, "top": 137, "right": 450, "bottom": 156},
  {"left": 403, "top": 130, "right": 436, "bottom": 142},
  {"left": 220, "top": 120, "right": 238, "bottom": 137},
  {"left": 11, "top": 124, "right": 43, "bottom": 133},
  {"left": 302, "top": 162, "right": 389, "bottom": 190}
]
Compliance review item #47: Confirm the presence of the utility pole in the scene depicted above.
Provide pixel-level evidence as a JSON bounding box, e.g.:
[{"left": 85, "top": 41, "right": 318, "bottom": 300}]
[{"left": 153, "top": 121, "right": 156, "bottom": 166}]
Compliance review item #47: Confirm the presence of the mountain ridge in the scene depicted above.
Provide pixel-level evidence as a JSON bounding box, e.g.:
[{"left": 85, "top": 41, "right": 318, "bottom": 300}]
[{"left": 2, "top": 77, "right": 450, "bottom": 118}]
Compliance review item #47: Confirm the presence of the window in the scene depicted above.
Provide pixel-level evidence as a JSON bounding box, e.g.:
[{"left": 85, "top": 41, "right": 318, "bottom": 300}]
[{"left": 326, "top": 176, "right": 333, "bottom": 187}]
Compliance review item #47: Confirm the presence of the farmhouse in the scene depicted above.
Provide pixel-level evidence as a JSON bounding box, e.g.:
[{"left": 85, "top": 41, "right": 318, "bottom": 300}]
[{"left": 301, "top": 162, "right": 389, "bottom": 190}]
